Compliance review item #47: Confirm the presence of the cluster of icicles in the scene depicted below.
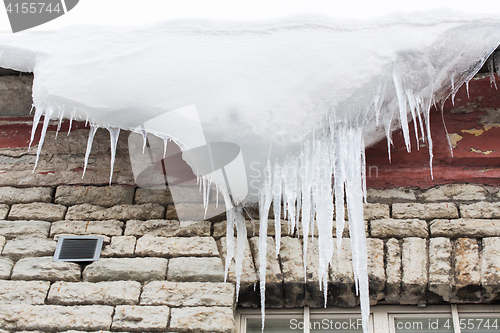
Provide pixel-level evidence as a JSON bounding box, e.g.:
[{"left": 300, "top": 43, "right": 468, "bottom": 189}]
[{"left": 28, "top": 56, "right": 500, "bottom": 333}]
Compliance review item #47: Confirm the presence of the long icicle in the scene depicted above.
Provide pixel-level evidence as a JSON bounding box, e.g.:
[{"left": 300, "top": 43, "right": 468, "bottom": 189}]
[
  {"left": 259, "top": 159, "right": 273, "bottom": 331},
  {"left": 344, "top": 127, "right": 370, "bottom": 333},
  {"left": 313, "top": 139, "right": 334, "bottom": 307},
  {"left": 234, "top": 207, "right": 247, "bottom": 302},
  {"left": 67, "top": 109, "right": 75, "bottom": 136},
  {"left": 82, "top": 124, "right": 99, "bottom": 178},
  {"left": 107, "top": 127, "right": 121, "bottom": 184},
  {"left": 33, "top": 107, "right": 54, "bottom": 171},
  {"left": 333, "top": 125, "right": 347, "bottom": 253},
  {"left": 224, "top": 203, "right": 236, "bottom": 284},
  {"left": 273, "top": 162, "right": 282, "bottom": 257},
  {"left": 393, "top": 66, "right": 411, "bottom": 152},
  {"left": 28, "top": 107, "right": 43, "bottom": 151},
  {"left": 300, "top": 141, "right": 312, "bottom": 285},
  {"left": 55, "top": 108, "right": 64, "bottom": 140}
]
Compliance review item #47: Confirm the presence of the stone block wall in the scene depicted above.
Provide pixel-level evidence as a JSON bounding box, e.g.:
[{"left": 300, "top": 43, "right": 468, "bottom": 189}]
[
  {"left": 0, "top": 185, "right": 235, "bottom": 333},
  {"left": 0, "top": 184, "right": 500, "bottom": 332}
]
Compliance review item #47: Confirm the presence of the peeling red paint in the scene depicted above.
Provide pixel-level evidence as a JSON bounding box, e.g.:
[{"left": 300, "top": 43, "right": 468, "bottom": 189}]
[
  {"left": 37, "top": 171, "right": 55, "bottom": 175},
  {"left": 2, "top": 77, "right": 500, "bottom": 189},
  {"left": 366, "top": 76, "right": 500, "bottom": 188},
  {"left": 0, "top": 118, "right": 88, "bottom": 148}
]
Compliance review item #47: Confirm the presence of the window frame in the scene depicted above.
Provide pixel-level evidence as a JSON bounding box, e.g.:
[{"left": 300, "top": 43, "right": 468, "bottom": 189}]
[
  {"left": 237, "top": 306, "right": 366, "bottom": 333},
  {"left": 236, "top": 305, "right": 500, "bottom": 333},
  {"left": 238, "top": 308, "right": 303, "bottom": 333}
]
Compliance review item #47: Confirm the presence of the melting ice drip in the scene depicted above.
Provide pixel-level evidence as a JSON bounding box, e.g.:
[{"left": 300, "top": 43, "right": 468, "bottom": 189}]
[{"left": 2, "top": 13, "right": 500, "bottom": 333}]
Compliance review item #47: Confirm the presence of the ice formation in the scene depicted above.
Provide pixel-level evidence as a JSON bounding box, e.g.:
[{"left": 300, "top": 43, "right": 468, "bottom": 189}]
[{"left": 1, "top": 11, "right": 500, "bottom": 332}]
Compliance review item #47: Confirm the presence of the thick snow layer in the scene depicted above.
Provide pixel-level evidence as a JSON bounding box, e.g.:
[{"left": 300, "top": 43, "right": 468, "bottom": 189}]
[
  {"left": 0, "top": 12, "right": 498, "bottom": 190},
  {"left": 1, "top": 10, "right": 500, "bottom": 333}
]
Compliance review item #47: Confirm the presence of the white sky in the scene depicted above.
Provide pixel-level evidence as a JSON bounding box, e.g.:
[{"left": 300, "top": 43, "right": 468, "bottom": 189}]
[{"left": 1, "top": 0, "right": 500, "bottom": 32}]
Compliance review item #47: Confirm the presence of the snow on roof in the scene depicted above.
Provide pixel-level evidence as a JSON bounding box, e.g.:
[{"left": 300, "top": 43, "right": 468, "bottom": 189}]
[{"left": 1, "top": 11, "right": 500, "bottom": 332}]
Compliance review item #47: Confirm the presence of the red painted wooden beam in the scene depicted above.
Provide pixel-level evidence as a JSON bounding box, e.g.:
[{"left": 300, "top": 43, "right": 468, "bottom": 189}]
[{"left": 366, "top": 75, "right": 500, "bottom": 188}]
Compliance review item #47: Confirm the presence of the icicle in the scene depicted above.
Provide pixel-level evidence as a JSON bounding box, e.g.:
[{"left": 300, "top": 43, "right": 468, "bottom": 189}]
[
  {"left": 495, "top": 52, "right": 500, "bottom": 77},
  {"left": 234, "top": 207, "right": 247, "bottom": 302},
  {"left": 224, "top": 204, "right": 236, "bottom": 283},
  {"left": 333, "top": 126, "right": 347, "bottom": 253},
  {"left": 361, "top": 137, "right": 367, "bottom": 202},
  {"left": 29, "top": 104, "right": 34, "bottom": 114},
  {"left": 258, "top": 159, "right": 273, "bottom": 331},
  {"left": 450, "top": 75, "right": 456, "bottom": 105},
  {"left": 405, "top": 89, "right": 419, "bottom": 150},
  {"left": 162, "top": 137, "right": 168, "bottom": 158},
  {"left": 141, "top": 130, "right": 148, "bottom": 154},
  {"left": 215, "top": 185, "right": 220, "bottom": 208},
  {"left": 202, "top": 177, "right": 211, "bottom": 219},
  {"left": 343, "top": 127, "right": 370, "bottom": 333},
  {"left": 206, "top": 178, "right": 211, "bottom": 207},
  {"left": 374, "top": 78, "right": 387, "bottom": 126},
  {"left": 439, "top": 104, "right": 454, "bottom": 159},
  {"left": 384, "top": 114, "right": 394, "bottom": 162},
  {"left": 300, "top": 141, "right": 312, "bottom": 283},
  {"left": 67, "top": 109, "right": 75, "bottom": 136},
  {"left": 55, "top": 108, "right": 64, "bottom": 140},
  {"left": 29, "top": 107, "right": 43, "bottom": 151},
  {"left": 202, "top": 177, "right": 207, "bottom": 208},
  {"left": 312, "top": 139, "right": 334, "bottom": 307},
  {"left": 282, "top": 165, "right": 290, "bottom": 231},
  {"left": 258, "top": 215, "right": 268, "bottom": 332},
  {"left": 423, "top": 98, "right": 434, "bottom": 179},
  {"left": 392, "top": 67, "right": 411, "bottom": 152},
  {"left": 415, "top": 97, "right": 426, "bottom": 145},
  {"left": 33, "top": 107, "right": 54, "bottom": 171},
  {"left": 107, "top": 127, "right": 120, "bottom": 184},
  {"left": 428, "top": 125, "right": 434, "bottom": 178},
  {"left": 206, "top": 179, "right": 211, "bottom": 209},
  {"left": 82, "top": 124, "right": 99, "bottom": 178},
  {"left": 466, "top": 80, "right": 470, "bottom": 98},
  {"left": 488, "top": 57, "right": 498, "bottom": 89},
  {"left": 283, "top": 157, "right": 298, "bottom": 235},
  {"left": 295, "top": 186, "right": 302, "bottom": 238},
  {"left": 422, "top": 63, "right": 435, "bottom": 179},
  {"left": 272, "top": 163, "right": 282, "bottom": 257}
]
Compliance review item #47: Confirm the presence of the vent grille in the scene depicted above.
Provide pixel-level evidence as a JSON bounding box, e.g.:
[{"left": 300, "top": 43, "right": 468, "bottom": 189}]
[{"left": 53, "top": 236, "right": 104, "bottom": 262}]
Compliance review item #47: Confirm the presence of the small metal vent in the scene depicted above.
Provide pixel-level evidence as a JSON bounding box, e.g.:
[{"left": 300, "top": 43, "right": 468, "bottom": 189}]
[{"left": 53, "top": 236, "right": 104, "bottom": 262}]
